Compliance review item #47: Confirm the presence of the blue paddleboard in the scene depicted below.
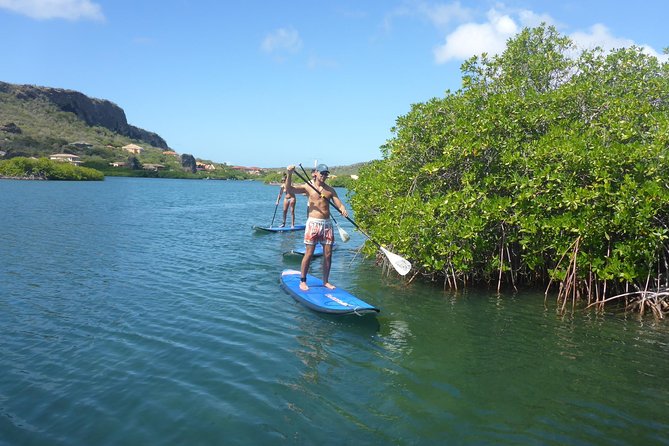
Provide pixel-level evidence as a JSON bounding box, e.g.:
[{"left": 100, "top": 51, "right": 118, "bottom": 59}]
[
  {"left": 253, "top": 224, "right": 306, "bottom": 233},
  {"left": 283, "top": 243, "right": 337, "bottom": 258},
  {"left": 280, "top": 269, "right": 380, "bottom": 315}
]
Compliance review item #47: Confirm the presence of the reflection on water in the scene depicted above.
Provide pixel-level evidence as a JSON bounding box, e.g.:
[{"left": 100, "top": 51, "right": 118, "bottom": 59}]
[
  {"left": 1, "top": 177, "right": 668, "bottom": 445},
  {"left": 379, "top": 319, "right": 414, "bottom": 356}
]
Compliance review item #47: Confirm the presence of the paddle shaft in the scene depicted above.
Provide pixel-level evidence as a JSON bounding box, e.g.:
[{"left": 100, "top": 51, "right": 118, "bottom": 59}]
[
  {"left": 270, "top": 190, "right": 280, "bottom": 227},
  {"left": 294, "top": 165, "right": 381, "bottom": 249}
]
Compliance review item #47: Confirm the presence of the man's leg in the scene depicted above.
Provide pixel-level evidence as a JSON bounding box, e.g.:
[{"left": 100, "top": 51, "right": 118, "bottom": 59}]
[
  {"left": 300, "top": 244, "right": 316, "bottom": 291},
  {"left": 281, "top": 201, "right": 288, "bottom": 226},
  {"left": 322, "top": 244, "right": 334, "bottom": 289}
]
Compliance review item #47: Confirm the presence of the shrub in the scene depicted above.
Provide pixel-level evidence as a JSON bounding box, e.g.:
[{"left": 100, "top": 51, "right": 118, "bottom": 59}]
[
  {"left": 351, "top": 25, "right": 669, "bottom": 316},
  {"left": 0, "top": 157, "right": 103, "bottom": 180}
]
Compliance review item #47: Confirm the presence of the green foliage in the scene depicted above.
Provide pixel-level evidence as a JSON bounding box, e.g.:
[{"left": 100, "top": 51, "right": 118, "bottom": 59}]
[
  {"left": 329, "top": 175, "right": 355, "bottom": 188},
  {"left": 261, "top": 170, "right": 286, "bottom": 184},
  {"left": 351, "top": 25, "right": 669, "bottom": 304},
  {"left": 0, "top": 157, "right": 103, "bottom": 180}
]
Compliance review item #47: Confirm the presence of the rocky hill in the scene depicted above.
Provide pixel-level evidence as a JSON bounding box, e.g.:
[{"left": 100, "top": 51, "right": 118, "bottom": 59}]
[{"left": 0, "top": 81, "right": 168, "bottom": 156}]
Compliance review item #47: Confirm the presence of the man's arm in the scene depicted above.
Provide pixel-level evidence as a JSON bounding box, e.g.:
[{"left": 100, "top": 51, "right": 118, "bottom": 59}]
[
  {"left": 330, "top": 190, "right": 349, "bottom": 218},
  {"left": 276, "top": 185, "right": 283, "bottom": 204},
  {"left": 285, "top": 165, "right": 308, "bottom": 195}
]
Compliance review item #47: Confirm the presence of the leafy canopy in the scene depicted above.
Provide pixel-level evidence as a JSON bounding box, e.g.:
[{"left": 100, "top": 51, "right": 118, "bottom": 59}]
[{"left": 351, "top": 25, "right": 669, "bottom": 299}]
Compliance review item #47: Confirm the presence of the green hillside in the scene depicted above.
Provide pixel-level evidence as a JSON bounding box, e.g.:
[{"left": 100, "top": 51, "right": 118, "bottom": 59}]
[
  {"left": 0, "top": 88, "right": 143, "bottom": 159},
  {"left": 0, "top": 82, "right": 254, "bottom": 179}
]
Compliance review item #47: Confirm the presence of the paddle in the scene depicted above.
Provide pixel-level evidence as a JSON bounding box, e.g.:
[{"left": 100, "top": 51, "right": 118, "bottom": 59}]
[
  {"left": 293, "top": 164, "right": 411, "bottom": 276},
  {"left": 269, "top": 192, "right": 280, "bottom": 228},
  {"left": 331, "top": 215, "right": 350, "bottom": 243},
  {"left": 298, "top": 165, "right": 350, "bottom": 243}
]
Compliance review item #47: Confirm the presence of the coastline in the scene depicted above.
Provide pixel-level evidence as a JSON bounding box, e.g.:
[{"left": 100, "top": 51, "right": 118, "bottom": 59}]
[{"left": 0, "top": 175, "right": 47, "bottom": 180}]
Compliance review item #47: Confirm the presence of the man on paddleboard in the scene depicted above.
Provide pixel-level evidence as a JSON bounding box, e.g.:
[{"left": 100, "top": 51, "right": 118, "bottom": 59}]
[{"left": 285, "top": 164, "right": 349, "bottom": 291}]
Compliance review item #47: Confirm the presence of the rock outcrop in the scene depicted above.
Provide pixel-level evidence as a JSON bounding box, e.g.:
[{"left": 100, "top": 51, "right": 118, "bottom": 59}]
[
  {"left": 0, "top": 81, "right": 168, "bottom": 149},
  {"left": 0, "top": 122, "right": 22, "bottom": 134}
]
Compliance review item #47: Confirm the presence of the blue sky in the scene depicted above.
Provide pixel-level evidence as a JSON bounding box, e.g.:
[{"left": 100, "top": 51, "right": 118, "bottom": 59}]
[{"left": 1, "top": 0, "right": 667, "bottom": 167}]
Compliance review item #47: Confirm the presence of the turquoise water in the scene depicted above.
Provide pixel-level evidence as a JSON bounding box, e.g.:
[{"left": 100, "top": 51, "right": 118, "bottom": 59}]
[{"left": 1, "top": 177, "right": 668, "bottom": 445}]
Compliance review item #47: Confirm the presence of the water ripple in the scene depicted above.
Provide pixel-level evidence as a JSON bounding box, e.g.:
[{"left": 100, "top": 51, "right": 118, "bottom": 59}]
[{"left": 1, "top": 178, "right": 668, "bottom": 445}]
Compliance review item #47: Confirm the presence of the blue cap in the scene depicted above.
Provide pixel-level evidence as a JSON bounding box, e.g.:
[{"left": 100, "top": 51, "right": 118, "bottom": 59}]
[{"left": 316, "top": 163, "right": 329, "bottom": 173}]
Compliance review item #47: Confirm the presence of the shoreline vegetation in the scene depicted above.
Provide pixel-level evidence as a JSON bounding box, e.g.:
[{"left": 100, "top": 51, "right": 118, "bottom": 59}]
[
  {"left": 0, "top": 175, "right": 46, "bottom": 180},
  {"left": 350, "top": 25, "right": 669, "bottom": 319},
  {"left": 0, "top": 157, "right": 103, "bottom": 181},
  {"left": 0, "top": 156, "right": 358, "bottom": 186}
]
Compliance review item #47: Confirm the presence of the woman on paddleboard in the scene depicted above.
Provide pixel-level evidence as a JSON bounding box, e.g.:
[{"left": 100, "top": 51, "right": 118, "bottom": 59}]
[
  {"left": 285, "top": 164, "right": 349, "bottom": 291},
  {"left": 275, "top": 173, "right": 296, "bottom": 228}
]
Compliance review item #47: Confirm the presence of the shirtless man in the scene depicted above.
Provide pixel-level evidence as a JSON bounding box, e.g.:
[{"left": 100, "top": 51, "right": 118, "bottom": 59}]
[
  {"left": 285, "top": 164, "right": 349, "bottom": 291},
  {"left": 275, "top": 173, "right": 296, "bottom": 227}
]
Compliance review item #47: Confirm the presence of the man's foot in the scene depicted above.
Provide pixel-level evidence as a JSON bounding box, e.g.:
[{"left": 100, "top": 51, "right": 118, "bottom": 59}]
[
  {"left": 279, "top": 223, "right": 285, "bottom": 228},
  {"left": 299, "top": 281, "right": 309, "bottom": 291},
  {"left": 324, "top": 282, "right": 336, "bottom": 290}
]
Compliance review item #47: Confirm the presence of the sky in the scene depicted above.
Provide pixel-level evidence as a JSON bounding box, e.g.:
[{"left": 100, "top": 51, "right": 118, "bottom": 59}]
[{"left": 1, "top": 1, "right": 667, "bottom": 168}]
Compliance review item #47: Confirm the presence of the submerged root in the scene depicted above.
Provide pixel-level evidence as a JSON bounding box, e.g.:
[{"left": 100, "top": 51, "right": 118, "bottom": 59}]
[
  {"left": 547, "top": 237, "right": 669, "bottom": 320},
  {"left": 548, "top": 237, "right": 581, "bottom": 313},
  {"left": 586, "top": 290, "right": 669, "bottom": 319}
]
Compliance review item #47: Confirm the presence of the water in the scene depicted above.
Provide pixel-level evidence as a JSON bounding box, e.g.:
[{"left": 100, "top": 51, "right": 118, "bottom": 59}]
[{"left": 1, "top": 177, "right": 668, "bottom": 445}]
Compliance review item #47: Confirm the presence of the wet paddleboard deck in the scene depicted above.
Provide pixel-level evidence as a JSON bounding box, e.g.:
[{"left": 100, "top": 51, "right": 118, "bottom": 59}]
[
  {"left": 253, "top": 224, "right": 306, "bottom": 233},
  {"left": 280, "top": 269, "right": 380, "bottom": 315}
]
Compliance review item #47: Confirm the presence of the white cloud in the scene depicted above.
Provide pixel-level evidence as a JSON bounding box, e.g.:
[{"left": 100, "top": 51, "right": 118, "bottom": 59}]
[
  {"left": 517, "top": 9, "right": 555, "bottom": 28},
  {"left": 383, "top": 0, "right": 472, "bottom": 32},
  {"left": 261, "top": 27, "right": 303, "bottom": 54},
  {"left": 432, "top": 5, "right": 667, "bottom": 64},
  {"left": 570, "top": 23, "right": 634, "bottom": 51},
  {"left": 0, "top": 0, "right": 104, "bottom": 21},
  {"left": 434, "top": 8, "right": 518, "bottom": 63},
  {"left": 418, "top": 1, "right": 472, "bottom": 28},
  {"left": 570, "top": 23, "right": 667, "bottom": 61}
]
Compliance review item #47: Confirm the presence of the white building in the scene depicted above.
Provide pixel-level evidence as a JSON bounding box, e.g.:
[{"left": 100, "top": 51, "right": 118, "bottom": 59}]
[{"left": 49, "top": 153, "right": 82, "bottom": 166}]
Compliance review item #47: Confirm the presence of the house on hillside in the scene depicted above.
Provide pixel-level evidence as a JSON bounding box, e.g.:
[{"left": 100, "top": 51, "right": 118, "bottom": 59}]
[
  {"left": 122, "top": 143, "right": 144, "bottom": 154},
  {"left": 68, "top": 141, "right": 92, "bottom": 149},
  {"left": 142, "top": 163, "right": 165, "bottom": 171},
  {"left": 162, "top": 150, "right": 179, "bottom": 157},
  {"left": 196, "top": 162, "right": 216, "bottom": 171},
  {"left": 49, "top": 153, "right": 82, "bottom": 165},
  {"left": 231, "top": 166, "right": 263, "bottom": 175}
]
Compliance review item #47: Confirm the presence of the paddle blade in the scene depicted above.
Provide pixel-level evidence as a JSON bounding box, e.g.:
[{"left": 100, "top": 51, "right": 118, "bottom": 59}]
[
  {"left": 338, "top": 226, "right": 350, "bottom": 243},
  {"left": 379, "top": 246, "right": 411, "bottom": 276}
]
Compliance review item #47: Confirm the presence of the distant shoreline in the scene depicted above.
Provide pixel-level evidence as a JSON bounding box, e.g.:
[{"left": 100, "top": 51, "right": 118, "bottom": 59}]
[{"left": 0, "top": 175, "right": 46, "bottom": 180}]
